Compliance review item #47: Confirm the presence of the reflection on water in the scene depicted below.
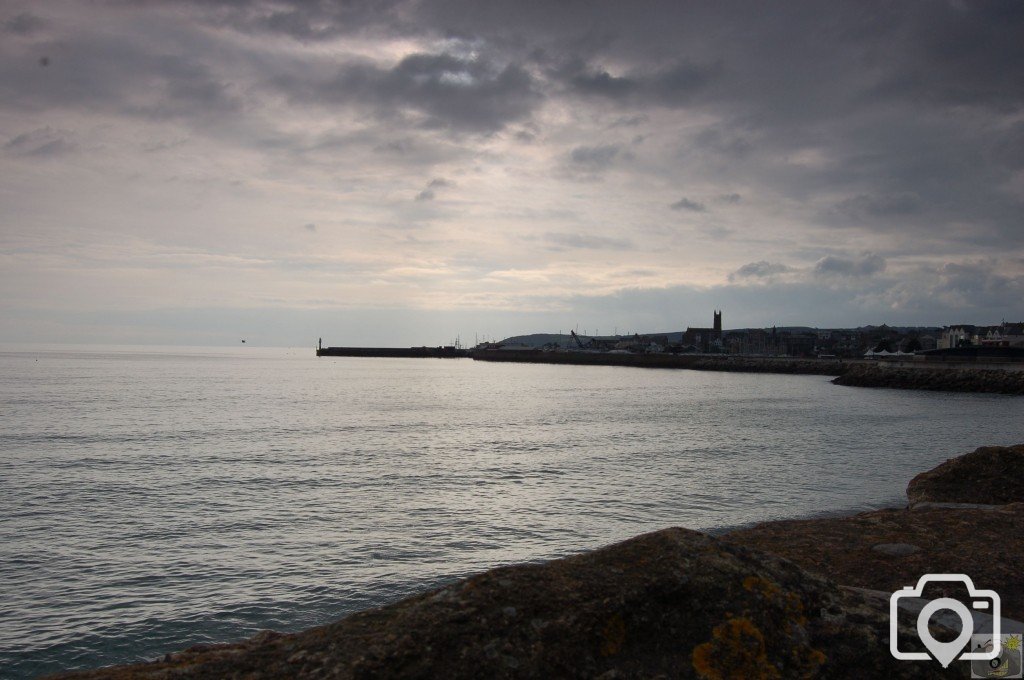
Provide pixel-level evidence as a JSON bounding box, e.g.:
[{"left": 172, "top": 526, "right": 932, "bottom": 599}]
[{"left": 1, "top": 346, "right": 1021, "bottom": 677}]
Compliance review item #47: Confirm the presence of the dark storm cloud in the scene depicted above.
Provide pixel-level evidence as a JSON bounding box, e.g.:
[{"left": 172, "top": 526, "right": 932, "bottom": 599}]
[
  {"left": 862, "top": 2, "right": 1024, "bottom": 111},
  {"left": 813, "top": 254, "right": 886, "bottom": 277},
  {"left": 277, "top": 51, "right": 540, "bottom": 133},
  {"left": 566, "top": 59, "right": 722, "bottom": 107},
  {"left": 670, "top": 197, "right": 706, "bottom": 213}
]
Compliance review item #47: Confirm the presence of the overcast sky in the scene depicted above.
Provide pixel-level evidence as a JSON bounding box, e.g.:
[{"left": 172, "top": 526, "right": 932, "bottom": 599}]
[{"left": 1, "top": 0, "right": 1022, "bottom": 346}]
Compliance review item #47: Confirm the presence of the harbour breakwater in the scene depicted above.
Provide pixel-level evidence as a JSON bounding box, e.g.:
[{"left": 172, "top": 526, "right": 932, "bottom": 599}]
[
  {"left": 473, "top": 350, "right": 1024, "bottom": 394},
  {"left": 316, "top": 346, "right": 469, "bottom": 358},
  {"left": 472, "top": 349, "right": 846, "bottom": 375},
  {"left": 314, "top": 346, "right": 1024, "bottom": 394},
  {"left": 832, "top": 362, "right": 1024, "bottom": 394},
  {"left": 55, "top": 443, "right": 1024, "bottom": 678}
]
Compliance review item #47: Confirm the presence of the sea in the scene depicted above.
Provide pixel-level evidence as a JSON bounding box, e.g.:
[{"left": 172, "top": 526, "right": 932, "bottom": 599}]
[{"left": 2, "top": 345, "right": 1022, "bottom": 678}]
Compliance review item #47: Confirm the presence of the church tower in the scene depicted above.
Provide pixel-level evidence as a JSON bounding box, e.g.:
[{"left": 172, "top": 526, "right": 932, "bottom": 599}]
[{"left": 713, "top": 310, "right": 722, "bottom": 335}]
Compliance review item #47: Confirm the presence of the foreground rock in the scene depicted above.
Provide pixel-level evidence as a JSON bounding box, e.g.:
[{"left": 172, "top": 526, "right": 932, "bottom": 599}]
[
  {"left": 907, "top": 444, "right": 1024, "bottom": 505},
  {"left": 726, "top": 503, "right": 1024, "bottom": 623},
  {"left": 56, "top": 529, "right": 954, "bottom": 679},
  {"left": 832, "top": 364, "right": 1024, "bottom": 394},
  {"left": 728, "top": 445, "right": 1024, "bottom": 621},
  {"left": 61, "top": 445, "right": 1024, "bottom": 679}
]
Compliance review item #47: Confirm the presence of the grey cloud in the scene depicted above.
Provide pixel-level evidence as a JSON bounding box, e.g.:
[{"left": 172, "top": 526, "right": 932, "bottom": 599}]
[
  {"left": 670, "top": 197, "right": 706, "bottom": 212},
  {"left": 864, "top": 259, "right": 1024, "bottom": 318},
  {"left": 729, "top": 261, "right": 794, "bottom": 282},
  {"left": 569, "top": 68, "right": 636, "bottom": 99},
  {"left": 4, "top": 127, "right": 75, "bottom": 157},
  {"left": 717, "top": 193, "right": 742, "bottom": 204},
  {"left": 0, "top": 36, "right": 240, "bottom": 121},
  {"left": 814, "top": 254, "right": 886, "bottom": 277},
  {"left": 415, "top": 177, "right": 454, "bottom": 201},
  {"left": 571, "top": 259, "right": 1023, "bottom": 330},
  {"left": 281, "top": 51, "right": 541, "bottom": 134},
  {"left": 832, "top": 192, "right": 923, "bottom": 220},
  {"left": 862, "top": 2, "right": 1024, "bottom": 111},
  {"left": 4, "top": 12, "right": 47, "bottom": 36},
  {"left": 303, "top": 223, "right": 316, "bottom": 232},
  {"left": 566, "top": 59, "right": 722, "bottom": 108},
  {"left": 568, "top": 143, "right": 627, "bottom": 170},
  {"left": 543, "top": 232, "right": 633, "bottom": 251},
  {"left": 691, "top": 127, "right": 755, "bottom": 159},
  {"left": 2, "top": 0, "right": 1023, "bottom": 338},
  {"left": 368, "top": 136, "right": 464, "bottom": 167},
  {"left": 697, "top": 224, "right": 734, "bottom": 241},
  {"left": 180, "top": 0, "right": 409, "bottom": 42},
  {"left": 934, "top": 260, "right": 1024, "bottom": 301},
  {"left": 609, "top": 114, "right": 648, "bottom": 128}
]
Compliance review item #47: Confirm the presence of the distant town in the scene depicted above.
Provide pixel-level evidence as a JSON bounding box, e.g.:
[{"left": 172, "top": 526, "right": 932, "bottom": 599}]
[{"left": 483, "top": 312, "right": 1024, "bottom": 359}]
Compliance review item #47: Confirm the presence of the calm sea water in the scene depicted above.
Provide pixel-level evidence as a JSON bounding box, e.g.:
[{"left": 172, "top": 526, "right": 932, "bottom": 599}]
[{"left": 1, "top": 345, "right": 1022, "bottom": 677}]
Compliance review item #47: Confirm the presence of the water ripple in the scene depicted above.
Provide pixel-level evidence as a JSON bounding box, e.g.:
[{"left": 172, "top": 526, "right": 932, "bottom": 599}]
[{"left": 1, "top": 348, "right": 1022, "bottom": 678}]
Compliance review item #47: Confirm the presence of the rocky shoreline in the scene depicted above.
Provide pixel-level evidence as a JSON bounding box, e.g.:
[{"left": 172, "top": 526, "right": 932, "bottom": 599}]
[
  {"left": 473, "top": 349, "right": 846, "bottom": 375},
  {"left": 832, "top": 364, "right": 1024, "bottom": 394},
  {"left": 473, "top": 350, "right": 1024, "bottom": 395},
  {"left": 53, "top": 444, "right": 1024, "bottom": 679}
]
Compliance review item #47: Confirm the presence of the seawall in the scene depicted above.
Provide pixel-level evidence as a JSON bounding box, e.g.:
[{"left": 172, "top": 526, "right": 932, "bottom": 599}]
[
  {"left": 473, "top": 350, "right": 1024, "bottom": 394},
  {"left": 316, "top": 346, "right": 469, "bottom": 358},
  {"left": 472, "top": 350, "right": 846, "bottom": 375},
  {"left": 832, "top": 362, "right": 1024, "bottom": 394}
]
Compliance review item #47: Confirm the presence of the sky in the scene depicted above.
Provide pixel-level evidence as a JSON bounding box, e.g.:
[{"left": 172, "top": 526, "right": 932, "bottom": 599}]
[{"left": 1, "top": 0, "right": 1022, "bottom": 346}]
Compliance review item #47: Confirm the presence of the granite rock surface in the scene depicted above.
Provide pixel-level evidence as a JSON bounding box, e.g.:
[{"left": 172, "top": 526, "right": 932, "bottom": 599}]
[{"left": 54, "top": 528, "right": 957, "bottom": 679}]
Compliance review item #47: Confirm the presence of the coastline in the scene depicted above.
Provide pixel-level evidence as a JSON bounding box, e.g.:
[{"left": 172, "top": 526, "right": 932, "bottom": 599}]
[
  {"left": 53, "top": 444, "right": 1024, "bottom": 679},
  {"left": 472, "top": 349, "right": 846, "bottom": 375},
  {"left": 471, "top": 349, "right": 1024, "bottom": 394},
  {"left": 308, "top": 345, "right": 1024, "bottom": 394},
  {"left": 832, "top": 363, "right": 1024, "bottom": 394}
]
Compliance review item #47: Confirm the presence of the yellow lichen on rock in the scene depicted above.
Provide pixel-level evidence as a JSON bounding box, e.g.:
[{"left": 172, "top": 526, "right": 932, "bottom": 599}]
[
  {"left": 743, "top": 575, "right": 809, "bottom": 628},
  {"left": 692, "top": 617, "right": 781, "bottom": 680},
  {"left": 743, "top": 575, "right": 780, "bottom": 598}
]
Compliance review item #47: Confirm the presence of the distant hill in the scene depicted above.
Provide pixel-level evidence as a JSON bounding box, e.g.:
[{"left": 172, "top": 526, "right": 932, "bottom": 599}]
[
  {"left": 497, "top": 325, "right": 946, "bottom": 348},
  {"left": 497, "top": 332, "right": 685, "bottom": 348}
]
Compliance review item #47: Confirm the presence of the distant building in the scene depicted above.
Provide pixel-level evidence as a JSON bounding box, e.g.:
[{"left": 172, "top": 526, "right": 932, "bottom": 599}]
[
  {"left": 938, "top": 325, "right": 976, "bottom": 349},
  {"left": 683, "top": 310, "right": 723, "bottom": 353},
  {"left": 980, "top": 321, "right": 1024, "bottom": 348}
]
